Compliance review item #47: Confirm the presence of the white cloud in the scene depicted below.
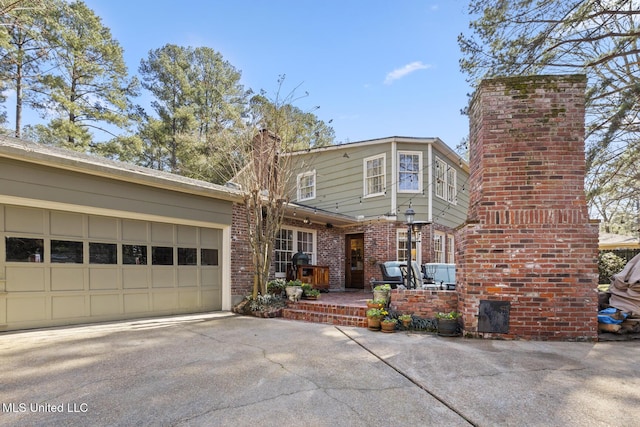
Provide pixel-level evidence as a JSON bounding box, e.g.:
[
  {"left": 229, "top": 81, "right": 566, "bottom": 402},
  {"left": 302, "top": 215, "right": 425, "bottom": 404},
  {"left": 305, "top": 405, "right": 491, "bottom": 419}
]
[{"left": 384, "top": 61, "right": 432, "bottom": 85}]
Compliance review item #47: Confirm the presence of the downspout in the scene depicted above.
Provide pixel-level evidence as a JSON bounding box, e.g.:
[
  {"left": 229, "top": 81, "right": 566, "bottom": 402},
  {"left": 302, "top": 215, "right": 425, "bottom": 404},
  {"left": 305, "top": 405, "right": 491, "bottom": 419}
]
[
  {"left": 391, "top": 140, "right": 397, "bottom": 217},
  {"left": 427, "top": 142, "right": 433, "bottom": 222}
]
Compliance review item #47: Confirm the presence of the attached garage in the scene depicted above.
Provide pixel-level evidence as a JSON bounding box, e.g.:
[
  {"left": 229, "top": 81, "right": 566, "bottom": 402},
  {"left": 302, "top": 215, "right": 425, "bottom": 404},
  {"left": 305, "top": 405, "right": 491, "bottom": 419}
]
[{"left": 0, "top": 137, "right": 241, "bottom": 331}]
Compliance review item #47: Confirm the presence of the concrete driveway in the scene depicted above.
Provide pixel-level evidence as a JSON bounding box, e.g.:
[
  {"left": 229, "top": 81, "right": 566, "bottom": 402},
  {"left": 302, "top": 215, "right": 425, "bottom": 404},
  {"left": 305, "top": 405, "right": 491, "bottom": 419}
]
[{"left": 1, "top": 313, "right": 639, "bottom": 426}]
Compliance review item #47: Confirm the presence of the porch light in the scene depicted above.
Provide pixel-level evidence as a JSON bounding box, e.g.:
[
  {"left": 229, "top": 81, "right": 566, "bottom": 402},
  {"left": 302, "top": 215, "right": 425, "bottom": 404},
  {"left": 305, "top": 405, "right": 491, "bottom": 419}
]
[{"left": 404, "top": 207, "right": 415, "bottom": 225}]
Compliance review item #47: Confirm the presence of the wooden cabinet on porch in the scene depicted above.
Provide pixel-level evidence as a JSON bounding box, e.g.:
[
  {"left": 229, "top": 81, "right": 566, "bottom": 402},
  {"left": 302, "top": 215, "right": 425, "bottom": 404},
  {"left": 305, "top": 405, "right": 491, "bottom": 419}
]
[{"left": 296, "top": 265, "right": 330, "bottom": 291}]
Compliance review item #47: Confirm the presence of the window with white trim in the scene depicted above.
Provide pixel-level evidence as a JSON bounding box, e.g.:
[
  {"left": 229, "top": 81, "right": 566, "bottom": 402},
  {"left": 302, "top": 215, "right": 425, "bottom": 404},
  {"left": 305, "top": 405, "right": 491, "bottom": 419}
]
[
  {"left": 435, "top": 157, "right": 446, "bottom": 199},
  {"left": 275, "top": 229, "right": 293, "bottom": 276},
  {"left": 435, "top": 157, "right": 457, "bottom": 203},
  {"left": 274, "top": 227, "right": 316, "bottom": 277},
  {"left": 446, "top": 235, "right": 455, "bottom": 263},
  {"left": 397, "top": 229, "right": 419, "bottom": 262},
  {"left": 363, "top": 154, "right": 385, "bottom": 197},
  {"left": 447, "top": 166, "right": 457, "bottom": 204},
  {"left": 433, "top": 231, "right": 445, "bottom": 263},
  {"left": 398, "top": 151, "right": 422, "bottom": 193},
  {"left": 297, "top": 170, "right": 316, "bottom": 201}
]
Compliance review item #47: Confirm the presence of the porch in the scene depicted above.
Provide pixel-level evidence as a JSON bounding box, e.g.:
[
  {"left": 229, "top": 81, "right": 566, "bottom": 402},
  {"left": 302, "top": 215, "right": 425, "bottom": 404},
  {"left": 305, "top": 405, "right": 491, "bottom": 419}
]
[
  {"left": 282, "top": 290, "right": 371, "bottom": 327},
  {"left": 281, "top": 289, "right": 459, "bottom": 328}
]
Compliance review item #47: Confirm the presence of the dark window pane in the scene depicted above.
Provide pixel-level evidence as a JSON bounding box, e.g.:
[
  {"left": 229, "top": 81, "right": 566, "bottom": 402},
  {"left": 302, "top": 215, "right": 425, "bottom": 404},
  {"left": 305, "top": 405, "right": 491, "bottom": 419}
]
[
  {"left": 178, "top": 248, "right": 197, "bottom": 265},
  {"left": 152, "top": 246, "right": 173, "bottom": 265},
  {"left": 51, "top": 240, "right": 83, "bottom": 263},
  {"left": 6, "top": 237, "right": 44, "bottom": 262},
  {"left": 90, "top": 243, "right": 117, "bottom": 264},
  {"left": 201, "top": 248, "right": 218, "bottom": 266},
  {"left": 123, "top": 245, "right": 147, "bottom": 265}
]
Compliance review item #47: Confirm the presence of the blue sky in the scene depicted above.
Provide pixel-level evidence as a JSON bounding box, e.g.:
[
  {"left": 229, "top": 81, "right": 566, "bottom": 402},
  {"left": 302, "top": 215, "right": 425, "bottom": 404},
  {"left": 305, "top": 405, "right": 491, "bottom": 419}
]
[{"left": 86, "top": 0, "right": 473, "bottom": 150}]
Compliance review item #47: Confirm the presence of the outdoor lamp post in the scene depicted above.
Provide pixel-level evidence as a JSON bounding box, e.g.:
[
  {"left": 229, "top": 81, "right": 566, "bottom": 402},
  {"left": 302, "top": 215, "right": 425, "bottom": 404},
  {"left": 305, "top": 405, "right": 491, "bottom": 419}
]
[
  {"left": 404, "top": 208, "right": 415, "bottom": 288},
  {"left": 404, "top": 208, "right": 429, "bottom": 289}
]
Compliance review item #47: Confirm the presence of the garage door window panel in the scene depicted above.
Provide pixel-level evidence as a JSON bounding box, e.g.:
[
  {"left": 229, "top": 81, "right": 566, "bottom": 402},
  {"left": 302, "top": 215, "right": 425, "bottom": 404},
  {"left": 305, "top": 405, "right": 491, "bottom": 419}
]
[
  {"left": 51, "top": 240, "right": 83, "bottom": 263},
  {"left": 201, "top": 249, "right": 218, "bottom": 266},
  {"left": 90, "top": 243, "right": 117, "bottom": 264},
  {"left": 123, "top": 245, "right": 147, "bottom": 265},
  {"left": 152, "top": 246, "right": 173, "bottom": 265},
  {"left": 178, "top": 248, "right": 197, "bottom": 265},
  {"left": 5, "top": 237, "right": 44, "bottom": 262}
]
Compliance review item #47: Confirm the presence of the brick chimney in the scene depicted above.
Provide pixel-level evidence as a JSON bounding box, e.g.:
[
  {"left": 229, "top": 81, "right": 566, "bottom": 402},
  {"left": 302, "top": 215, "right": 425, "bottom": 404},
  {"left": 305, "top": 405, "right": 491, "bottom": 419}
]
[{"left": 457, "top": 75, "right": 599, "bottom": 340}]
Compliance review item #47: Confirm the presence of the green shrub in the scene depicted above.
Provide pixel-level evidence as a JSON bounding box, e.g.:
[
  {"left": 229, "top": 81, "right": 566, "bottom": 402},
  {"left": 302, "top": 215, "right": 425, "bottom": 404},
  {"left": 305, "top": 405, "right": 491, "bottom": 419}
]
[{"left": 598, "top": 252, "right": 627, "bottom": 286}]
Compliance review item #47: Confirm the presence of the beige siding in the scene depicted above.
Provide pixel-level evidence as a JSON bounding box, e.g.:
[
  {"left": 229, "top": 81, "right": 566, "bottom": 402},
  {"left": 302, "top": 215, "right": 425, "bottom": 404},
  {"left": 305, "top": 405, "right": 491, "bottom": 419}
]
[{"left": 0, "top": 158, "right": 232, "bottom": 226}]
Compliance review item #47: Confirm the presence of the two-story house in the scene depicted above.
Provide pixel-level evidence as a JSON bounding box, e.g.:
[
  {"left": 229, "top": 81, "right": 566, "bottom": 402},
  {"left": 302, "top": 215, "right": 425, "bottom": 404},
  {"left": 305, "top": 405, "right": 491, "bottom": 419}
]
[
  {"left": 239, "top": 136, "right": 469, "bottom": 296},
  {"left": 0, "top": 134, "right": 467, "bottom": 330}
]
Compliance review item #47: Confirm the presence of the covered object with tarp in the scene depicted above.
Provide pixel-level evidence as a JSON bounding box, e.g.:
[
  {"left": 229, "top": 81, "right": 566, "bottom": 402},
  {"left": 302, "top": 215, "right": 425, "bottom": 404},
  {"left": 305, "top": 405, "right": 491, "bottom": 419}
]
[{"left": 609, "top": 253, "right": 640, "bottom": 316}]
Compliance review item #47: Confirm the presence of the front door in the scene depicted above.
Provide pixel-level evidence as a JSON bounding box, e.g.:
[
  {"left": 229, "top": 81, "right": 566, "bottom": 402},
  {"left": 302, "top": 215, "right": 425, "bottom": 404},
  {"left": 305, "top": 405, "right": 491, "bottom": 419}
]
[{"left": 346, "top": 234, "right": 364, "bottom": 289}]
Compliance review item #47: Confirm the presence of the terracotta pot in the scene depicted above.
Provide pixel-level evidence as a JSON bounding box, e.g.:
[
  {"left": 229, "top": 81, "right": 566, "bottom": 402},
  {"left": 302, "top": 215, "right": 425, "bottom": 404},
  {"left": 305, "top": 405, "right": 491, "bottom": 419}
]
[
  {"left": 401, "top": 319, "right": 411, "bottom": 329},
  {"left": 367, "top": 316, "right": 381, "bottom": 330},
  {"left": 380, "top": 321, "right": 396, "bottom": 333},
  {"left": 367, "top": 302, "right": 384, "bottom": 309}
]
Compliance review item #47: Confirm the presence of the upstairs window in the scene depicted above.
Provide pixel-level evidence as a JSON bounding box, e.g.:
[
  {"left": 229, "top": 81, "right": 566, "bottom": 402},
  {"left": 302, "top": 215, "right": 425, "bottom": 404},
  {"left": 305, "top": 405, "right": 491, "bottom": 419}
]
[
  {"left": 447, "top": 166, "right": 457, "bottom": 204},
  {"left": 297, "top": 170, "right": 316, "bottom": 201},
  {"left": 435, "top": 158, "right": 446, "bottom": 199},
  {"left": 364, "top": 154, "right": 385, "bottom": 197},
  {"left": 435, "top": 157, "right": 457, "bottom": 203},
  {"left": 398, "top": 151, "right": 421, "bottom": 192}
]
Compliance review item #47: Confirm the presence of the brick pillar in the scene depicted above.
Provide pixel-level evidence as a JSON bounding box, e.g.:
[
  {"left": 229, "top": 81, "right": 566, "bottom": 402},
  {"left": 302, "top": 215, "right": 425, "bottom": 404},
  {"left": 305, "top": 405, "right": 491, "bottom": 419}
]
[
  {"left": 458, "top": 75, "right": 599, "bottom": 340},
  {"left": 231, "top": 203, "right": 254, "bottom": 302}
]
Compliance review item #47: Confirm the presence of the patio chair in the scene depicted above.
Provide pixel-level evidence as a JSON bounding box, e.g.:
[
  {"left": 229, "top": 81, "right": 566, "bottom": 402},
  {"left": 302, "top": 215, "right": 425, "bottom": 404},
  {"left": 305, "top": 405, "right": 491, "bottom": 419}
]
[
  {"left": 371, "top": 261, "right": 404, "bottom": 288},
  {"left": 400, "top": 261, "right": 438, "bottom": 289}
]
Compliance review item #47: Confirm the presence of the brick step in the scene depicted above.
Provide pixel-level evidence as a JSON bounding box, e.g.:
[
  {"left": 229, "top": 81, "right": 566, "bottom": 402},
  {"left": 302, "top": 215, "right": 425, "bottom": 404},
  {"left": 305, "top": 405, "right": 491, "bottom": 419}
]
[
  {"left": 282, "top": 308, "right": 368, "bottom": 327},
  {"left": 281, "top": 300, "right": 369, "bottom": 328}
]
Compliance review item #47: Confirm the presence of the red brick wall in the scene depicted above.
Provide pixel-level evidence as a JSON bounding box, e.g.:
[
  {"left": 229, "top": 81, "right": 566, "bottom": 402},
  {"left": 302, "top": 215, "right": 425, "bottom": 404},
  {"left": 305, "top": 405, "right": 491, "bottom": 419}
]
[
  {"left": 458, "top": 75, "right": 599, "bottom": 341},
  {"left": 231, "top": 203, "right": 254, "bottom": 301},
  {"left": 390, "top": 289, "right": 458, "bottom": 318}
]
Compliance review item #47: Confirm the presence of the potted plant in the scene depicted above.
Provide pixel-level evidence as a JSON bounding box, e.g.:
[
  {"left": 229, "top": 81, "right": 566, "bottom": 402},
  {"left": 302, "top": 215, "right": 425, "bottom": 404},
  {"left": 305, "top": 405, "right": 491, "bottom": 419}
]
[
  {"left": 285, "top": 280, "right": 303, "bottom": 302},
  {"left": 366, "top": 308, "right": 386, "bottom": 331},
  {"left": 267, "top": 279, "right": 287, "bottom": 297},
  {"left": 380, "top": 317, "right": 398, "bottom": 333},
  {"left": 435, "top": 311, "right": 461, "bottom": 337},
  {"left": 398, "top": 314, "right": 412, "bottom": 329},
  {"left": 303, "top": 287, "right": 321, "bottom": 300},
  {"left": 366, "top": 298, "right": 387, "bottom": 309},
  {"left": 373, "top": 283, "right": 391, "bottom": 303}
]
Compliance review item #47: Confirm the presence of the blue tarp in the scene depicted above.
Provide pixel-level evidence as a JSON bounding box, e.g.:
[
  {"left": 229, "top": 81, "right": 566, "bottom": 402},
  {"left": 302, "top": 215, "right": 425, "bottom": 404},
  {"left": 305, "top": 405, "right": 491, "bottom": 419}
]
[{"left": 598, "top": 307, "right": 627, "bottom": 324}]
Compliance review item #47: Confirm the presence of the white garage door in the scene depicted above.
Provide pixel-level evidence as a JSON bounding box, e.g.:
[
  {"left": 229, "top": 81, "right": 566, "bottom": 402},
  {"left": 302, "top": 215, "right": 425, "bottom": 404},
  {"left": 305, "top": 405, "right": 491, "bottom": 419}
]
[{"left": 0, "top": 204, "right": 223, "bottom": 331}]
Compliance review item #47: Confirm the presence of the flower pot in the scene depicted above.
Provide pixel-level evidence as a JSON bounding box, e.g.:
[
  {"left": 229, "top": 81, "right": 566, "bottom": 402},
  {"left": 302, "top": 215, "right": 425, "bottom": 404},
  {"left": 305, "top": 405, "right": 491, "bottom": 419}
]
[
  {"left": 437, "top": 318, "right": 460, "bottom": 337},
  {"left": 401, "top": 319, "right": 411, "bottom": 329},
  {"left": 380, "top": 321, "right": 396, "bottom": 333},
  {"left": 366, "top": 302, "right": 384, "bottom": 309},
  {"left": 373, "top": 290, "right": 389, "bottom": 303},
  {"left": 367, "top": 316, "right": 381, "bottom": 331},
  {"left": 285, "top": 286, "right": 303, "bottom": 302}
]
